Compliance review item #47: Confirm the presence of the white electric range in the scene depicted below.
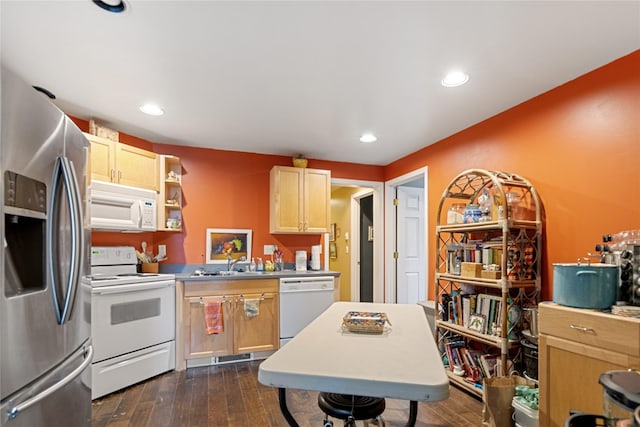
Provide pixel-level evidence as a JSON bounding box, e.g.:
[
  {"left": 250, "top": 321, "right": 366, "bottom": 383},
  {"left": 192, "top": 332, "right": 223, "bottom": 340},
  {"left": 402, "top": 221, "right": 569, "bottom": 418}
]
[{"left": 89, "top": 246, "right": 176, "bottom": 399}]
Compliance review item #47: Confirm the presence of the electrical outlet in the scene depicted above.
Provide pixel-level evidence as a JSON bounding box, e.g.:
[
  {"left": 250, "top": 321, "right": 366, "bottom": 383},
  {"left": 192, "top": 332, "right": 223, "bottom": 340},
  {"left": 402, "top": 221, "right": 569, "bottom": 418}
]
[
  {"left": 264, "top": 244, "right": 278, "bottom": 255},
  {"left": 158, "top": 244, "right": 166, "bottom": 257}
]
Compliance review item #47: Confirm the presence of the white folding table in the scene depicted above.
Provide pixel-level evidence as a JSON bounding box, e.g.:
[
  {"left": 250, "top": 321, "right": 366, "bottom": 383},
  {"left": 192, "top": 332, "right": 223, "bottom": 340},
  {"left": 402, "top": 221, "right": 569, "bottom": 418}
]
[{"left": 258, "top": 302, "right": 450, "bottom": 426}]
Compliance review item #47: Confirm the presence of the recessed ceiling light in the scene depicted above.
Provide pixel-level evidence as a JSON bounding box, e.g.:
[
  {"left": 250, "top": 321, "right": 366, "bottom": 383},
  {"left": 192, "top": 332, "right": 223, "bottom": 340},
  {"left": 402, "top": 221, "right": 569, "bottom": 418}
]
[
  {"left": 360, "top": 133, "right": 377, "bottom": 143},
  {"left": 139, "top": 103, "right": 164, "bottom": 116},
  {"left": 441, "top": 71, "right": 469, "bottom": 87},
  {"left": 93, "top": 0, "right": 126, "bottom": 13}
]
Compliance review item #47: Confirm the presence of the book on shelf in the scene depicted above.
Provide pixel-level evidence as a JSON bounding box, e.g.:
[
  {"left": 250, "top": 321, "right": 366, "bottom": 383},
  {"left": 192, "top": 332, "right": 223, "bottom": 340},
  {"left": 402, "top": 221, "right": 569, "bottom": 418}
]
[
  {"left": 444, "top": 291, "right": 504, "bottom": 336},
  {"left": 480, "top": 354, "right": 498, "bottom": 378},
  {"left": 462, "top": 295, "right": 471, "bottom": 328},
  {"left": 443, "top": 338, "right": 499, "bottom": 384}
]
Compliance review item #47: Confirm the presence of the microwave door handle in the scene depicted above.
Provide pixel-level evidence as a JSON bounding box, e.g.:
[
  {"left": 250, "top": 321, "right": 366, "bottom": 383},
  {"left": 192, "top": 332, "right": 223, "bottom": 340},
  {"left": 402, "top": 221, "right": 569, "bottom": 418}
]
[
  {"left": 59, "top": 156, "right": 84, "bottom": 323},
  {"left": 138, "top": 200, "right": 143, "bottom": 228}
]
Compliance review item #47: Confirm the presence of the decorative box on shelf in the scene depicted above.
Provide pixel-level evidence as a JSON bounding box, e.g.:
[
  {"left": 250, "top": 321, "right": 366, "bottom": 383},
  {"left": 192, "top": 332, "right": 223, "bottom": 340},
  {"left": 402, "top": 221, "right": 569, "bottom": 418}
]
[{"left": 461, "top": 262, "right": 483, "bottom": 278}]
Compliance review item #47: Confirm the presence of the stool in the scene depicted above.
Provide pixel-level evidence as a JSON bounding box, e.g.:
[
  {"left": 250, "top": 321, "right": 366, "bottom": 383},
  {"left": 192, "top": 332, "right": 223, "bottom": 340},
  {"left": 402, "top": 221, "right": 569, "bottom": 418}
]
[{"left": 318, "top": 392, "right": 386, "bottom": 427}]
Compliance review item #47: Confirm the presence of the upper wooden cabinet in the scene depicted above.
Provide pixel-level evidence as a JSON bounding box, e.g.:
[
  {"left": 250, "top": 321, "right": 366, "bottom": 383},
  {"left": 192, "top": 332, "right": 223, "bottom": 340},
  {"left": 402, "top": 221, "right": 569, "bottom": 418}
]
[
  {"left": 85, "top": 133, "right": 159, "bottom": 192},
  {"left": 269, "top": 165, "right": 330, "bottom": 233}
]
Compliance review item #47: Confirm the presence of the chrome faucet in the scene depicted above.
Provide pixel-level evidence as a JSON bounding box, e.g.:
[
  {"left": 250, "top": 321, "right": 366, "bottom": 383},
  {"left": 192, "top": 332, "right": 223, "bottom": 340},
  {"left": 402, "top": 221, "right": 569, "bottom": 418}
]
[{"left": 227, "top": 255, "right": 246, "bottom": 272}]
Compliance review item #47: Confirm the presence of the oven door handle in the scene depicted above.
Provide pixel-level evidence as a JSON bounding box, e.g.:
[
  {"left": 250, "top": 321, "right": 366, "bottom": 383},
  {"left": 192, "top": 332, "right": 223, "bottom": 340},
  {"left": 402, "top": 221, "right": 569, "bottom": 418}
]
[{"left": 92, "top": 280, "right": 175, "bottom": 295}]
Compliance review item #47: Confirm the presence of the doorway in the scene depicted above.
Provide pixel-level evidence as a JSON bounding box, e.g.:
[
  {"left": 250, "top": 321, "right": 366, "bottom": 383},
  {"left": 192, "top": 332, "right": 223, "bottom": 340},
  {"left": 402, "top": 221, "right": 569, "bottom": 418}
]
[
  {"left": 384, "top": 167, "right": 428, "bottom": 304},
  {"left": 359, "top": 194, "right": 374, "bottom": 302},
  {"left": 330, "top": 179, "right": 384, "bottom": 303}
]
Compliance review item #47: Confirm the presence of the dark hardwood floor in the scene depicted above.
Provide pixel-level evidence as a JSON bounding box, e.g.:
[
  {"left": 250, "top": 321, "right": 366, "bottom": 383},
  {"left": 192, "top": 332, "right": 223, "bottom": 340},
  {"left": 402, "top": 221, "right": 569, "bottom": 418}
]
[{"left": 91, "top": 361, "right": 483, "bottom": 427}]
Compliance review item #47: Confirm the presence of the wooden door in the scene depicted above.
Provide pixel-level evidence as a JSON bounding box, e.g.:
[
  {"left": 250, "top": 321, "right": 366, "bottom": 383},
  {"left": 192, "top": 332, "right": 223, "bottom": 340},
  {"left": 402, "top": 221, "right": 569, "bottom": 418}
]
[
  {"left": 185, "top": 296, "right": 234, "bottom": 358},
  {"left": 86, "top": 133, "right": 116, "bottom": 183},
  {"left": 304, "top": 168, "right": 330, "bottom": 232},
  {"left": 115, "top": 143, "right": 159, "bottom": 191},
  {"left": 270, "top": 166, "right": 303, "bottom": 233},
  {"left": 233, "top": 292, "right": 279, "bottom": 354}
]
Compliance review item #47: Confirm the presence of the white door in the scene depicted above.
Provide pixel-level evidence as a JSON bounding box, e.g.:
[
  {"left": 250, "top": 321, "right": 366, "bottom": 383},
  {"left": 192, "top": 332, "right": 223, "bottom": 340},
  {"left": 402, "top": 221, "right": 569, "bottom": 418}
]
[{"left": 396, "top": 186, "right": 425, "bottom": 304}]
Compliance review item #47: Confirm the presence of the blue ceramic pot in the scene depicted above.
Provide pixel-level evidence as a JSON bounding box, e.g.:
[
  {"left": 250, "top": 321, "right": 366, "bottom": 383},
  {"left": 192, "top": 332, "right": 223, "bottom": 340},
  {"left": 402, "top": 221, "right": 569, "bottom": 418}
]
[{"left": 552, "top": 263, "right": 618, "bottom": 309}]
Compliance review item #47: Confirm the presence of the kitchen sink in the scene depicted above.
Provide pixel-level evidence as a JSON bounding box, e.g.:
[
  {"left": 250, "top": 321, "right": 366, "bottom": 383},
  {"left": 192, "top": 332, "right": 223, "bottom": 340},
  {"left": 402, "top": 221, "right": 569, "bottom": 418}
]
[
  {"left": 190, "top": 271, "right": 220, "bottom": 277},
  {"left": 190, "top": 270, "right": 266, "bottom": 277},
  {"left": 218, "top": 270, "right": 241, "bottom": 276}
]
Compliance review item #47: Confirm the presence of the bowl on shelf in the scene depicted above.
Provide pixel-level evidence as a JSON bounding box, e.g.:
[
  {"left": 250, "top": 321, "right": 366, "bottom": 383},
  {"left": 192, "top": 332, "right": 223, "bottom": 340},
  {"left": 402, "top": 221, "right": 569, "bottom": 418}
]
[{"left": 292, "top": 157, "right": 308, "bottom": 168}]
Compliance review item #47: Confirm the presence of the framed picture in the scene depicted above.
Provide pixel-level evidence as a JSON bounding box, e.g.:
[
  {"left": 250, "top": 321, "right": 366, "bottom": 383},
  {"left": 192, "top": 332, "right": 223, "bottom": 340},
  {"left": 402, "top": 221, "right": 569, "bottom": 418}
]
[
  {"left": 329, "top": 223, "right": 336, "bottom": 241},
  {"left": 205, "top": 228, "right": 252, "bottom": 264},
  {"left": 468, "top": 313, "right": 486, "bottom": 334},
  {"left": 329, "top": 242, "right": 337, "bottom": 259}
]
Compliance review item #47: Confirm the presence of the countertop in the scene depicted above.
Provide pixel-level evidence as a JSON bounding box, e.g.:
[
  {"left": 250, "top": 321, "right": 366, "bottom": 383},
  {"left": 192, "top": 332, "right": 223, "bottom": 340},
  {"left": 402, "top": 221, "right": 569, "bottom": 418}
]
[{"left": 176, "top": 270, "right": 340, "bottom": 282}]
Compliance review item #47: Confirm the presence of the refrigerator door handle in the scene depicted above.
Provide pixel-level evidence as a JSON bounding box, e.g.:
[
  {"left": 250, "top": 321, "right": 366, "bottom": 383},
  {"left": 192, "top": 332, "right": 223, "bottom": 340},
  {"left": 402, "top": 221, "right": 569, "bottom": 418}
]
[
  {"left": 60, "top": 156, "right": 84, "bottom": 323},
  {"left": 6, "top": 345, "right": 93, "bottom": 420},
  {"left": 48, "top": 156, "right": 84, "bottom": 325}
]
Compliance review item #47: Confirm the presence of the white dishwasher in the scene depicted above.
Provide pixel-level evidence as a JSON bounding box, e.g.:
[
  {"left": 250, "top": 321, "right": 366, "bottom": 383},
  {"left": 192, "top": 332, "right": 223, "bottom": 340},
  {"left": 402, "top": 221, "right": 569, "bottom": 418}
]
[{"left": 279, "top": 276, "right": 335, "bottom": 347}]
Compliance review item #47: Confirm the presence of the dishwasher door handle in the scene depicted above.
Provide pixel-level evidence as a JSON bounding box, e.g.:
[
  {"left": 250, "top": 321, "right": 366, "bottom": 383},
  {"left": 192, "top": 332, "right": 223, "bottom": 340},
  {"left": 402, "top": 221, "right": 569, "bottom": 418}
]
[{"left": 280, "top": 287, "right": 334, "bottom": 293}]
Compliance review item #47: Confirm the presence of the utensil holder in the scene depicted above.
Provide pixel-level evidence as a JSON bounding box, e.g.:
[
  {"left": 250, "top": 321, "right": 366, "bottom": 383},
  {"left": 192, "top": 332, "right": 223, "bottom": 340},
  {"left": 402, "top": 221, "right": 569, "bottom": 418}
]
[{"left": 141, "top": 263, "right": 159, "bottom": 273}]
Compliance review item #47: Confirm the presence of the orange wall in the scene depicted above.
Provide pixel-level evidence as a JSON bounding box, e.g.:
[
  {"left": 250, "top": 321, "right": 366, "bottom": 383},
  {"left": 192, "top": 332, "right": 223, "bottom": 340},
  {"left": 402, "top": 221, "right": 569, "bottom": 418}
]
[
  {"left": 78, "top": 50, "right": 638, "bottom": 299},
  {"left": 386, "top": 50, "right": 640, "bottom": 301}
]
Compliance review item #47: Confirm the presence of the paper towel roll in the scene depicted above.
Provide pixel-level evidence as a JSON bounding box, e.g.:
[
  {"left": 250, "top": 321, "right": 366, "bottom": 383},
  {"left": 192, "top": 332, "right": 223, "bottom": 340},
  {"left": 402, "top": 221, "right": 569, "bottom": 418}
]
[{"left": 311, "top": 245, "right": 321, "bottom": 270}]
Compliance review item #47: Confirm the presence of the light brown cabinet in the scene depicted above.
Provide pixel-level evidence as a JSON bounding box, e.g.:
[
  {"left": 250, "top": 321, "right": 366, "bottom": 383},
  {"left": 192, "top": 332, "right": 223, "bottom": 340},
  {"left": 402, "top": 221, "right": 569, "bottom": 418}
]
[
  {"left": 269, "top": 165, "right": 330, "bottom": 233},
  {"left": 158, "top": 155, "right": 182, "bottom": 231},
  {"left": 538, "top": 302, "right": 640, "bottom": 427},
  {"left": 85, "top": 133, "right": 159, "bottom": 191},
  {"left": 177, "top": 279, "right": 279, "bottom": 369}
]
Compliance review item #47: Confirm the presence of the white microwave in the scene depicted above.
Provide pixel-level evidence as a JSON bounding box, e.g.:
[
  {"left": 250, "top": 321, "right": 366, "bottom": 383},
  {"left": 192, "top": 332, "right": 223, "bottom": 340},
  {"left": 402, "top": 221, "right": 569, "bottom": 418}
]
[{"left": 89, "top": 180, "right": 157, "bottom": 232}]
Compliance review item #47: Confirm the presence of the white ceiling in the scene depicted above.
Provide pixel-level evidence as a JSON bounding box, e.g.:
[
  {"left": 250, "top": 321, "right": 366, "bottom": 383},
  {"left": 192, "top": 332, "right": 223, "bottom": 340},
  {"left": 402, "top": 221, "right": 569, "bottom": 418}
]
[{"left": 1, "top": 1, "right": 638, "bottom": 166}]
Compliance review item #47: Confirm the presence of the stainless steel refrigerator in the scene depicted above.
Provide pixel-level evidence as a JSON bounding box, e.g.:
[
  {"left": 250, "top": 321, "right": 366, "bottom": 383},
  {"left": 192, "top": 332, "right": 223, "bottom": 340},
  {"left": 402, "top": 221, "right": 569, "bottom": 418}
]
[{"left": 1, "top": 68, "right": 92, "bottom": 426}]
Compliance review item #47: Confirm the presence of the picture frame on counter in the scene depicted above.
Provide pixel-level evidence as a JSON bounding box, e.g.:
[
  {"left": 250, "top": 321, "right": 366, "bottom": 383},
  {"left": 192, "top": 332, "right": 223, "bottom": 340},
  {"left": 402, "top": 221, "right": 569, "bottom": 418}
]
[{"left": 206, "top": 228, "right": 252, "bottom": 264}]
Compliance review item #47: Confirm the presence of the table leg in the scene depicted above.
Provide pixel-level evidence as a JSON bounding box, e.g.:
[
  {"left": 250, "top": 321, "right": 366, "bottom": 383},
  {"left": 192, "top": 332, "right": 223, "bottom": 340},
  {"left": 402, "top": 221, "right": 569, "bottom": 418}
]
[
  {"left": 403, "top": 400, "right": 418, "bottom": 427},
  {"left": 278, "top": 388, "right": 300, "bottom": 427}
]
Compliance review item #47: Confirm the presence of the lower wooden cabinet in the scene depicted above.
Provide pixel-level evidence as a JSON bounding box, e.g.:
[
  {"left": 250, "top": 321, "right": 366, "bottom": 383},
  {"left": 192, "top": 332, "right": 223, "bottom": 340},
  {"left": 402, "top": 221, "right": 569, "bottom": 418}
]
[
  {"left": 177, "top": 279, "right": 279, "bottom": 369},
  {"left": 233, "top": 292, "right": 278, "bottom": 354},
  {"left": 538, "top": 303, "right": 640, "bottom": 427},
  {"left": 186, "top": 295, "right": 234, "bottom": 358}
]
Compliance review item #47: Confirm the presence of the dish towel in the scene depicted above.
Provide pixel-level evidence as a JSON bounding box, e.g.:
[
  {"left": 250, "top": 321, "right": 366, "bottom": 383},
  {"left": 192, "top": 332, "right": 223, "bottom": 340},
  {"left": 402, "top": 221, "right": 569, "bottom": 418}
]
[
  {"left": 204, "top": 301, "right": 223, "bottom": 334},
  {"left": 244, "top": 298, "right": 260, "bottom": 318}
]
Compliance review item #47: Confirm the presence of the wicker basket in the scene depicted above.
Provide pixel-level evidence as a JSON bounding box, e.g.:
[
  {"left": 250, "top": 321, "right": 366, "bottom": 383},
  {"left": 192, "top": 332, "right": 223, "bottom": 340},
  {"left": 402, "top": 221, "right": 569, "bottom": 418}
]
[{"left": 342, "top": 311, "right": 391, "bottom": 334}]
